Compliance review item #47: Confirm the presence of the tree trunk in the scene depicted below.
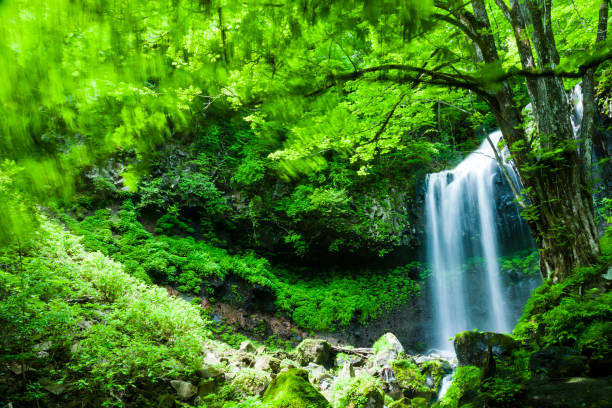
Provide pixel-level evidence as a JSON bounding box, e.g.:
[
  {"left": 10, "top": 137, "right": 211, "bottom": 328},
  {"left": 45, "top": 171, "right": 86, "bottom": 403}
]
[
  {"left": 467, "top": 0, "right": 604, "bottom": 282},
  {"left": 581, "top": 0, "right": 609, "bottom": 186}
]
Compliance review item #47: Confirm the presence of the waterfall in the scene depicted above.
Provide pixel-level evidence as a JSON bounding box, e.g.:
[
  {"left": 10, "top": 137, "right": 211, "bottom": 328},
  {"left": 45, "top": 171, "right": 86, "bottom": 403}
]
[{"left": 426, "top": 131, "right": 527, "bottom": 351}]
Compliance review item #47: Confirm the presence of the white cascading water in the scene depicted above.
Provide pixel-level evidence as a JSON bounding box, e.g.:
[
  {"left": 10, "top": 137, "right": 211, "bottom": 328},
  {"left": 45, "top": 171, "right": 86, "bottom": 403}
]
[
  {"left": 426, "top": 130, "right": 517, "bottom": 350},
  {"left": 427, "top": 84, "right": 584, "bottom": 352}
]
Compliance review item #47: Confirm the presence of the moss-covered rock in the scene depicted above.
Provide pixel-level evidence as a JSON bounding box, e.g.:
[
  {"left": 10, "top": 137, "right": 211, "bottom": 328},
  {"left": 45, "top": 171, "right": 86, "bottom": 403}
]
[
  {"left": 453, "top": 331, "right": 518, "bottom": 368},
  {"left": 436, "top": 366, "right": 482, "bottom": 408},
  {"left": 388, "top": 397, "right": 411, "bottom": 407},
  {"left": 262, "top": 368, "right": 331, "bottom": 408},
  {"left": 231, "top": 367, "right": 271, "bottom": 397},
  {"left": 391, "top": 359, "right": 430, "bottom": 397},
  {"left": 332, "top": 373, "right": 384, "bottom": 408},
  {"left": 421, "top": 359, "right": 448, "bottom": 391},
  {"left": 296, "top": 338, "right": 332, "bottom": 366},
  {"left": 372, "top": 333, "right": 405, "bottom": 369}
]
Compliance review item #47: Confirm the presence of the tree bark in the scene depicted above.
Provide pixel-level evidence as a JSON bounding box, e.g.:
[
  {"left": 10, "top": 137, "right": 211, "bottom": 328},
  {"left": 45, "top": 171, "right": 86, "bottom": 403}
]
[
  {"left": 469, "top": 0, "right": 603, "bottom": 282},
  {"left": 581, "top": 0, "right": 609, "bottom": 187}
]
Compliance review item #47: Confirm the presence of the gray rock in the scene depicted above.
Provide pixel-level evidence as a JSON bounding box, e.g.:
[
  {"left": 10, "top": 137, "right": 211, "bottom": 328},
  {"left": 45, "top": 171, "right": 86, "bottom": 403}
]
[
  {"left": 33, "top": 341, "right": 52, "bottom": 352},
  {"left": 239, "top": 340, "right": 256, "bottom": 353},
  {"left": 254, "top": 356, "right": 281, "bottom": 373},
  {"left": 44, "top": 383, "right": 67, "bottom": 396},
  {"left": 372, "top": 333, "right": 405, "bottom": 369},
  {"left": 196, "top": 364, "right": 224, "bottom": 380},
  {"left": 339, "top": 362, "right": 355, "bottom": 379},
  {"left": 296, "top": 338, "right": 331, "bottom": 366},
  {"left": 170, "top": 380, "right": 197, "bottom": 400},
  {"left": 306, "top": 363, "right": 327, "bottom": 384}
]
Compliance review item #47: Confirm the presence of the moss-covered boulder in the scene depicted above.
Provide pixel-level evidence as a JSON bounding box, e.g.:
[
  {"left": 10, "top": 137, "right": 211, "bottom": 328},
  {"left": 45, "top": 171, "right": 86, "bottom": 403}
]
[
  {"left": 420, "top": 359, "right": 449, "bottom": 391},
  {"left": 296, "top": 338, "right": 332, "bottom": 366},
  {"left": 231, "top": 367, "right": 271, "bottom": 397},
  {"left": 453, "top": 331, "right": 518, "bottom": 367},
  {"left": 262, "top": 368, "right": 331, "bottom": 408},
  {"left": 390, "top": 359, "right": 434, "bottom": 400},
  {"left": 436, "top": 366, "right": 482, "bottom": 408},
  {"left": 333, "top": 373, "right": 384, "bottom": 408},
  {"left": 372, "top": 333, "right": 405, "bottom": 369}
]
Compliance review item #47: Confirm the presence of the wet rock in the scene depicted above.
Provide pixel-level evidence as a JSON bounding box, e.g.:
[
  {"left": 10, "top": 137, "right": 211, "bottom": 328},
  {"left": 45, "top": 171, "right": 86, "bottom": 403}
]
[
  {"left": 453, "top": 331, "right": 518, "bottom": 367},
  {"left": 529, "top": 346, "right": 588, "bottom": 378},
  {"left": 262, "top": 368, "right": 330, "bottom": 407},
  {"left": 170, "top": 380, "right": 197, "bottom": 400},
  {"left": 296, "top": 338, "right": 331, "bottom": 366}
]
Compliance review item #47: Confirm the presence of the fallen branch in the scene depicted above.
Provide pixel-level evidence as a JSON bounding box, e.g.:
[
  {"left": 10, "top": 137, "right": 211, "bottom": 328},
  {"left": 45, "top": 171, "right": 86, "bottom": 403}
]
[{"left": 331, "top": 345, "right": 375, "bottom": 359}]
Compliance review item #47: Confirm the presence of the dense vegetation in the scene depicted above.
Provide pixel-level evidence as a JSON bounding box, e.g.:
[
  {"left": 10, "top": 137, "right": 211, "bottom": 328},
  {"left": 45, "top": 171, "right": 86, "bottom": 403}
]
[{"left": 1, "top": 0, "right": 611, "bottom": 407}]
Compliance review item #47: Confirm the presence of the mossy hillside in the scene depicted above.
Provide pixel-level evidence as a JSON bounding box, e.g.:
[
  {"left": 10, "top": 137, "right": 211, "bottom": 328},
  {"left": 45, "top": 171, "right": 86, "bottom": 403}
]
[
  {"left": 0, "top": 217, "right": 218, "bottom": 405},
  {"left": 513, "top": 226, "right": 612, "bottom": 360},
  {"left": 262, "top": 368, "right": 331, "bottom": 408},
  {"left": 63, "top": 201, "right": 421, "bottom": 332}
]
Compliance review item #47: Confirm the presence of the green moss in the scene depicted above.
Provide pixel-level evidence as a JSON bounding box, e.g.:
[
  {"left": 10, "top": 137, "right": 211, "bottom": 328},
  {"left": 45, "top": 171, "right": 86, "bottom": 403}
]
[
  {"left": 391, "top": 359, "right": 429, "bottom": 394},
  {"left": 64, "top": 201, "right": 421, "bottom": 332},
  {"left": 231, "top": 368, "right": 271, "bottom": 398},
  {"left": 421, "top": 360, "right": 446, "bottom": 390},
  {"left": 388, "top": 398, "right": 411, "bottom": 408},
  {"left": 373, "top": 335, "right": 392, "bottom": 354},
  {"left": 262, "top": 368, "right": 331, "bottom": 408},
  {"left": 332, "top": 373, "right": 384, "bottom": 408},
  {"left": 437, "top": 366, "right": 482, "bottom": 408}
]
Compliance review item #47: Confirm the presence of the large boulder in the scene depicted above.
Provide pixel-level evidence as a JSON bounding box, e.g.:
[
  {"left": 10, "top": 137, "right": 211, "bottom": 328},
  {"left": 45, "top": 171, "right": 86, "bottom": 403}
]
[
  {"left": 372, "top": 333, "right": 405, "bottom": 369},
  {"left": 529, "top": 346, "right": 588, "bottom": 378},
  {"left": 262, "top": 368, "right": 331, "bottom": 408},
  {"left": 453, "top": 331, "right": 518, "bottom": 367},
  {"left": 296, "top": 338, "right": 332, "bottom": 366}
]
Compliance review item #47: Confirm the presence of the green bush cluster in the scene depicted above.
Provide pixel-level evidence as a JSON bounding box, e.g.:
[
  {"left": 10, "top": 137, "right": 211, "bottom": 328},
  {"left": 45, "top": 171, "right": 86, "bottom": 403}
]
[
  {"left": 513, "top": 227, "right": 612, "bottom": 357},
  {"left": 0, "top": 217, "right": 214, "bottom": 405},
  {"left": 63, "top": 201, "right": 421, "bottom": 332}
]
